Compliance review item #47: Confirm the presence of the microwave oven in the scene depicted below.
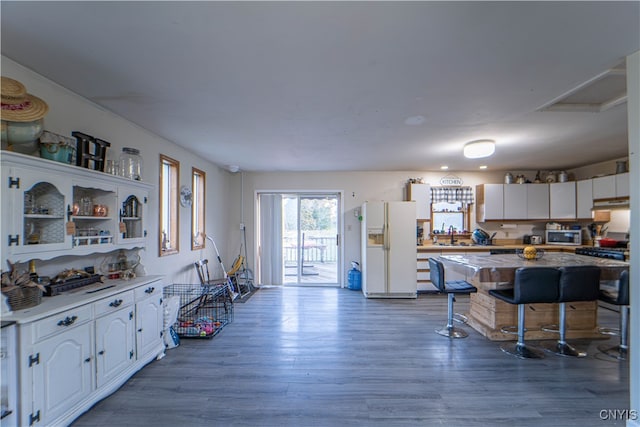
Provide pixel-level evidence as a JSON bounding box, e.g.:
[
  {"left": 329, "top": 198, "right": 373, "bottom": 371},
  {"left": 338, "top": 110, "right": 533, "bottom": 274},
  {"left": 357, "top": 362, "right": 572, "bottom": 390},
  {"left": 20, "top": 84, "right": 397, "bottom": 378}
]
[{"left": 545, "top": 230, "right": 582, "bottom": 245}]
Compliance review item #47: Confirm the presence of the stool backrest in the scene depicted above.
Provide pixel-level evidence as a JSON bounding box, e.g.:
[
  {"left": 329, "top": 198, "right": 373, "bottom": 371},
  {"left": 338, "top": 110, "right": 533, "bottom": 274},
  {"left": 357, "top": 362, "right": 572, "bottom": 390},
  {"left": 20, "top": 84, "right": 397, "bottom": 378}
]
[
  {"left": 513, "top": 267, "right": 560, "bottom": 304},
  {"left": 558, "top": 265, "right": 601, "bottom": 302},
  {"left": 194, "top": 259, "right": 210, "bottom": 285},
  {"left": 428, "top": 258, "right": 445, "bottom": 292},
  {"left": 617, "top": 270, "right": 630, "bottom": 306}
]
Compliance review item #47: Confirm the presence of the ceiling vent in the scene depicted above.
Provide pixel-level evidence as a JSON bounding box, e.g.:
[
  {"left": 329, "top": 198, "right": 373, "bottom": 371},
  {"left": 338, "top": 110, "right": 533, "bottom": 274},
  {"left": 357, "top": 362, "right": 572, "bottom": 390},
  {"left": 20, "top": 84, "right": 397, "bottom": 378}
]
[{"left": 537, "top": 61, "right": 627, "bottom": 113}]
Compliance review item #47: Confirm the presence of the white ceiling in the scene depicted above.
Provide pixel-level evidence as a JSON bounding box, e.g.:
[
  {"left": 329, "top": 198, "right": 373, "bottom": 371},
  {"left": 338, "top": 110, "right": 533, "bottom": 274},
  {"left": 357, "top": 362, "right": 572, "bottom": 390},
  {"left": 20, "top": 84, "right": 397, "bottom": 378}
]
[{"left": 1, "top": 2, "right": 639, "bottom": 172}]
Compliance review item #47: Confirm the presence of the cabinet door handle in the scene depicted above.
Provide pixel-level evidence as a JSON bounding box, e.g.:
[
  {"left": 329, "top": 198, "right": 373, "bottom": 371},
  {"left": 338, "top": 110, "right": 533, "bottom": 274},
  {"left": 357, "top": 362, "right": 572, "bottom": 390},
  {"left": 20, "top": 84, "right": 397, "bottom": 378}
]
[
  {"left": 57, "top": 315, "right": 78, "bottom": 327},
  {"left": 109, "top": 299, "right": 123, "bottom": 307},
  {"left": 98, "top": 350, "right": 105, "bottom": 355},
  {"left": 145, "top": 287, "right": 155, "bottom": 294},
  {"left": 138, "top": 328, "right": 143, "bottom": 333},
  {"left": 84, "top": 357, "right": 91, "bottom": 363}
]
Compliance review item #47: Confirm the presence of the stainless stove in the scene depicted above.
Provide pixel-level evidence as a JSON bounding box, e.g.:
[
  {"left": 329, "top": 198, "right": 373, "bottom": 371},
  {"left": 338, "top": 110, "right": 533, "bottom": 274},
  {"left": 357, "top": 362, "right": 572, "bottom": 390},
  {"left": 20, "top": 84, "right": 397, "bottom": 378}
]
[{"left": 575, "top": 247, "right": 627, "bottom": 261}]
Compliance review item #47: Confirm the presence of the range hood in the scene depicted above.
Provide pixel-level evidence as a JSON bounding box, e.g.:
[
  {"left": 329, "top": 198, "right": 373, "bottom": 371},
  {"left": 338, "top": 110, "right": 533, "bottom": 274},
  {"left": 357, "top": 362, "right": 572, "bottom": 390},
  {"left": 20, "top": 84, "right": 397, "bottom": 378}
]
[{"left": 592, "top": 198, "right": 630, "bottom": 210}]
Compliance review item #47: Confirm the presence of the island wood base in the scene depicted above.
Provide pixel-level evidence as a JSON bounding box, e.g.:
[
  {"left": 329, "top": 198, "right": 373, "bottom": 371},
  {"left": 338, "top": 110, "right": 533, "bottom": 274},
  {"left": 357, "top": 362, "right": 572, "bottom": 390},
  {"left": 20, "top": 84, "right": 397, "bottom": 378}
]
[{"left": 467, "top": 285, "right": 603, "bottom": 341}]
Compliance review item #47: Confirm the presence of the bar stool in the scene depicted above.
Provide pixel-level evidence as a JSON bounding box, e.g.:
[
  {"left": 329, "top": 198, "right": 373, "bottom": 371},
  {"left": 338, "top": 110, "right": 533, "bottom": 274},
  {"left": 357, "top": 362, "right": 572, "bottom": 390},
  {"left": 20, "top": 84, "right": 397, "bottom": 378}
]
[
  {"left": 489, "top": 267, "right": 561, "bottom": 359},
  {"left": 598, "top": 270, "right": 630, "bottom": 360},
  {"left": 428, "top": 258, "right": 477, "bottom": 338},
  {"left": 540, "top": 266, "right": 601, "bottom": 357}
]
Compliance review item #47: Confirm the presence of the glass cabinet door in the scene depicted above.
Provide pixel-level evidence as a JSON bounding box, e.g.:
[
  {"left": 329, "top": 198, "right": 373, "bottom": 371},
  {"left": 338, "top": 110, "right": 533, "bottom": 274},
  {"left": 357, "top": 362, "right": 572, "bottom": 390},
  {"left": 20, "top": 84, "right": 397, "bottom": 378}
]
[
  {"left": 116, "top": 187, "right": 148, "bottom": 246},
  {"left": 10, "top": 169, "right": 72, "bottom": 257}
]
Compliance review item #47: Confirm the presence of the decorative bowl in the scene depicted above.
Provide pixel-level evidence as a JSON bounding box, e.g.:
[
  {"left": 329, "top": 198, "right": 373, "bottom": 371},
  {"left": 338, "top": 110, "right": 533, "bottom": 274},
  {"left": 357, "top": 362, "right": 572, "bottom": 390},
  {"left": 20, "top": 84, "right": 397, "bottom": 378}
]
[{"left": 516, "top": 247, "right": 545, "bottom": 260}]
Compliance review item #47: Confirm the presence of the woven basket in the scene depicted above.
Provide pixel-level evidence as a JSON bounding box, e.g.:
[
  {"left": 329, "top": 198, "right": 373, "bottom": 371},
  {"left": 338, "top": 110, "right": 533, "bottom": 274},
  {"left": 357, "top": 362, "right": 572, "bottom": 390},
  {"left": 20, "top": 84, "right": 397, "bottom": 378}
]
[{"left": 3, "top": 286, "right": 42, "bottom": 310}]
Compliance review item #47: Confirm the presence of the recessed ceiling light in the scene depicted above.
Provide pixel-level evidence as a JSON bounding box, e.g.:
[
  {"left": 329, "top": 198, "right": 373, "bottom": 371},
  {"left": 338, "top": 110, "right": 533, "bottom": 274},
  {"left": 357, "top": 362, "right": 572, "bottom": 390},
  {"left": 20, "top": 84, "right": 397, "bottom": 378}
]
[
  {"left": 463, "top": 140, "right": 495, "bottom": 159},
  {"left": 404, "top": 115, "right": 426, "bottom": 125},
  {"left": 440, "top": 165, "right": 449, "bottom": 170},
  {"left": 479, "top": 165, "right": 488, "bottom": 169}
]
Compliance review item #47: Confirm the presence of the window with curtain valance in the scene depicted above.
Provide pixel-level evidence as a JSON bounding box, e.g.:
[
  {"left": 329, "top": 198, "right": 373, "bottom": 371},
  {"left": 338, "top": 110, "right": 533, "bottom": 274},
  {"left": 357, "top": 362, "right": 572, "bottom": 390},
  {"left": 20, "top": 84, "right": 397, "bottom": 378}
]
[{"left": 430, "top": 186, "right": 474, "bottom": 204}]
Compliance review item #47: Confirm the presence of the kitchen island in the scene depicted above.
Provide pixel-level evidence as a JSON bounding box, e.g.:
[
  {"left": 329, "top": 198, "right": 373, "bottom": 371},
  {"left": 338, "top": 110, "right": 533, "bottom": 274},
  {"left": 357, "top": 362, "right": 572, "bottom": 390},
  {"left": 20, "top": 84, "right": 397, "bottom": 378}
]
[
  {"left": 439, "top": 252, "right": 629, "bottom": 341},
  {"left": 415, "top": 243, "right": 587, "bottom": 291}
]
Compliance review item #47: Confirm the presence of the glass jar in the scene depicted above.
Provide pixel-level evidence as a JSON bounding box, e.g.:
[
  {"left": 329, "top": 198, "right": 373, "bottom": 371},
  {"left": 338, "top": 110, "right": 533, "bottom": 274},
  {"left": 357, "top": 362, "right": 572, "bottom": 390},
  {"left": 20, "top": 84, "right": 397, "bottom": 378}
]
[
  {"left": 119, "top": 147, "right": 142, "bottom": 180},
  {"left": 80, "top": 196, "right": 92, "bottom": 216}
]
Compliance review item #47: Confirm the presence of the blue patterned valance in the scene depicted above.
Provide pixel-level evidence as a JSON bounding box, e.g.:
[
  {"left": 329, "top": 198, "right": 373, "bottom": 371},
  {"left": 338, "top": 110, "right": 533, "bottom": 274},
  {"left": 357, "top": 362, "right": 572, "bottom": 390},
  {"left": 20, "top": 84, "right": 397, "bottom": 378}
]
[{"left": 431, "top": 186, "right": 474, "bottom": 204}]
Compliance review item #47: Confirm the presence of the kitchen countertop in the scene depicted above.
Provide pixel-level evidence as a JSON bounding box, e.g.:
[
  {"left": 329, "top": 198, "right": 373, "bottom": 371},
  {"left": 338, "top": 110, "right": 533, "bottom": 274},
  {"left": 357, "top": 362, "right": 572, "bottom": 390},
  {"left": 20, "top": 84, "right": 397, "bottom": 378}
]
[
  {"left": 2, "top": 275, "right": 164, "bottom": 324},
  {"left": 417, "top": 244, "right": 585, "bottom": 251},
  {"left": 440, "top": 252, "right": 628, "bottom": 283}
]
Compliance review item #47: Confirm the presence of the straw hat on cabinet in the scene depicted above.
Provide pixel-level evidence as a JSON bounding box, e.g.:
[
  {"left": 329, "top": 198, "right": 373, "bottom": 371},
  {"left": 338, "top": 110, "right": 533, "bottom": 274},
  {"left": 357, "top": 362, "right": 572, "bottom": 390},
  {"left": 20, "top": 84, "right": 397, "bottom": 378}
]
[{"left": 1, "top": 76, "right": 49, "bottom": 122}]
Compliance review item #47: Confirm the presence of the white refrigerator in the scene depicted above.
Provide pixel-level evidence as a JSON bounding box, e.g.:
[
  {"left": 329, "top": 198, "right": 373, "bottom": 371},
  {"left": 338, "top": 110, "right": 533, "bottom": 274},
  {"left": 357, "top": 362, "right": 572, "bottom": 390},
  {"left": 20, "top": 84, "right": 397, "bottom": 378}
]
[{"left": 361, "top": 201, "right": 417, "bottom": 298}]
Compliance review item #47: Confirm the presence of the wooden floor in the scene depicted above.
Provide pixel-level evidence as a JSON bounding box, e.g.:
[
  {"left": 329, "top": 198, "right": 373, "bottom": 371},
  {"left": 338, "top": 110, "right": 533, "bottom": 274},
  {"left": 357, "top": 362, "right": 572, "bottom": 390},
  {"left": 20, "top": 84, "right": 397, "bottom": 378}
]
[{"left": 72, "top": 287, "right": 630, "bottom": 427}]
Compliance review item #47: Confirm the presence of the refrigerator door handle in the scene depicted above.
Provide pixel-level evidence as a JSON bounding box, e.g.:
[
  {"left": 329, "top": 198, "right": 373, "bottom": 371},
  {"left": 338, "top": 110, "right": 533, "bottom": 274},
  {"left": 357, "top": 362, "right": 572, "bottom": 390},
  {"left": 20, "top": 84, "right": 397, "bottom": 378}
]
[{"left": 383, "top": 224, "right": 390, "bottom": 250}]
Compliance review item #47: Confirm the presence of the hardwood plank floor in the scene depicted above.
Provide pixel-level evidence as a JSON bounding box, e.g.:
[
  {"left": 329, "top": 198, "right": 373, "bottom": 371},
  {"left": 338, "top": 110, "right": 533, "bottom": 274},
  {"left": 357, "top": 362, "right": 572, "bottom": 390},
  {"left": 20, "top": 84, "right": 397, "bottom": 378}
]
[{"left": 72, "top": 286, "right": 630, "bottom": 426}]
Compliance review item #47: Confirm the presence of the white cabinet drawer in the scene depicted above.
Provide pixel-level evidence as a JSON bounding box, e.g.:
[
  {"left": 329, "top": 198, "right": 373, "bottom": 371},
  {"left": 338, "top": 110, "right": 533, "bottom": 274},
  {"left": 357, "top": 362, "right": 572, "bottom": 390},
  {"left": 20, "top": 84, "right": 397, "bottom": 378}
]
[
  {"left": 94, "top": 290, "right": 135, "bottom": 317},
  {"left": 417, "top": 260, "right": 430, "bottom": 270},
  {"left": 34, "top": 304, "right": 93, "bottom": 342},
  {"left": 417, "top": 252, "right": 436, "bottom": 259},
  {"left": 134, "top": 281, "right": 162, "bottom": 301}
]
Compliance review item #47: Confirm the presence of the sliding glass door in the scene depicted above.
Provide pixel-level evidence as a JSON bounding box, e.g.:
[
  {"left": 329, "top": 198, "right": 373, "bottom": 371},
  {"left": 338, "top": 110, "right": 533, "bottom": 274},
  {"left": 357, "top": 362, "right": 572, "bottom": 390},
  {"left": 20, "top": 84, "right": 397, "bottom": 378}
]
[{"left": 258, "top": 192, "right": 340, "bottom": 286}]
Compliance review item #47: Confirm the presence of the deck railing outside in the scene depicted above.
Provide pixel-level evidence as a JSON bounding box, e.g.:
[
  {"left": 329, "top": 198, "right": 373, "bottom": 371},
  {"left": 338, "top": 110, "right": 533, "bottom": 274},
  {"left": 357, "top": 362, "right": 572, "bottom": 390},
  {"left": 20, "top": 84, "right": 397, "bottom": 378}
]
[{"left": 284, "top": 235, "right": 337, "bottom": 264}]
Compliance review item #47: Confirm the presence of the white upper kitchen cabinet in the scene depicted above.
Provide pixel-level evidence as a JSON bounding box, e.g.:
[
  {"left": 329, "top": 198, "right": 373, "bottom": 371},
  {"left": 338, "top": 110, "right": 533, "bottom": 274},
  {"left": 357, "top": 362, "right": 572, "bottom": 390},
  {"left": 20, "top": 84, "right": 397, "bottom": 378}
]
[
  {"left": 592, "top": 173, "right": 629, "bottom": 199},
  {"left": 526, "top": 184, "right": 550, "bottom": 219},
  {"left": 406, "top": 183, "right": 431, "bottom": 220},
  {"left": 549, "top": 182, "right": 576, "bottom": 219},
  {"left": 503, "top": 184, "right": 528, "bottom": 219},
  {"left": 592, "top": 175, "right": 616, "bottom": 199},
  {"left": 476, "top": 184, "right": 503, "bottom": 221},
  {"left": 576, "top": 179, "right": 594, "bottom": 219},
  {"left": 615, "top": 173, "right": 629, "bottom": 197}
]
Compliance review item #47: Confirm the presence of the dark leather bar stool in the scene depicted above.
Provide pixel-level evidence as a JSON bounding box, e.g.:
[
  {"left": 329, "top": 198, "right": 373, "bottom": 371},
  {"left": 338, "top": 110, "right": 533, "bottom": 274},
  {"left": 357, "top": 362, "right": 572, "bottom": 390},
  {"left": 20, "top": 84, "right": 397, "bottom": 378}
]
[
  {"left": 489, "top": 267, "right": 561, "bottom": 359},
  {"left": 428, "top": 258, "right": 477, "bottom": 338},
  {"left": 541, "top": 266, "right": 601, "bottom": 357},
  {"left": 598, "top": 270, "right": 630, "bottom": 360}
]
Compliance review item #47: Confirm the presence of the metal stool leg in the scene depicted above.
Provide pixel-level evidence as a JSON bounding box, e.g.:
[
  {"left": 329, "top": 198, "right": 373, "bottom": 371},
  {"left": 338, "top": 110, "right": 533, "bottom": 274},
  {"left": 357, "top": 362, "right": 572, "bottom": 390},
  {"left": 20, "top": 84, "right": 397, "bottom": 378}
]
[
  {"left": 598, "top": 306, "right": 629, "bottom": 360},
  {"left": 542, "top": 302, "right": 587, "bottom": 357},
  {"left": 500, "top": 304, "right": 545, "bottom": 359},
  {"left": 436, "top": 293, "right": 469, "bottom": 338}
]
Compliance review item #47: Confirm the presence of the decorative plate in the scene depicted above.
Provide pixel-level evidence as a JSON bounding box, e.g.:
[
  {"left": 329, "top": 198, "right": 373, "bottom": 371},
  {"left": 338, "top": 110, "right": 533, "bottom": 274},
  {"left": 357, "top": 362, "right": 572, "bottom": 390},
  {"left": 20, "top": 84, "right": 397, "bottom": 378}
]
[{"left": 180, "top": 185, "right": 192, "bottom": 207}]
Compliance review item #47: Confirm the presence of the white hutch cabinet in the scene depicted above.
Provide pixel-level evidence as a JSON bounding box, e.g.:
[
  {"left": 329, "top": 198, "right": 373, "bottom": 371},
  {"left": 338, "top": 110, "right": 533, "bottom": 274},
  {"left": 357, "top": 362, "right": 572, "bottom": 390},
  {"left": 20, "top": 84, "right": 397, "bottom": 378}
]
[
  {"left": 1, "top": 152, "right": 151, "bottom": 264},
  {"left": 1, "top": 151, "right": 164, "bottom": 427}
]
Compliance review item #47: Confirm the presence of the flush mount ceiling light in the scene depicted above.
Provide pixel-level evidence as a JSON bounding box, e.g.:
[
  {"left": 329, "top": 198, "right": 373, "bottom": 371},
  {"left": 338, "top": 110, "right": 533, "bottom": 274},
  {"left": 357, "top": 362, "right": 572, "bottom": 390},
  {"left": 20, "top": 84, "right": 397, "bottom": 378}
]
[{"left": 463, "top": 140, "right": 495, "bottom": 159}]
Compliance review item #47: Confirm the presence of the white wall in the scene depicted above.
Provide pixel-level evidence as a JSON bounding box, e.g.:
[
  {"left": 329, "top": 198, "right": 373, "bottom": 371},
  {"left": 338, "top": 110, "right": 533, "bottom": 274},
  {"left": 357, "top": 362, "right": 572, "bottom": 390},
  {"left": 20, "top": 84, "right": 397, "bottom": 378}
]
[
  {"left": 1, "top": 56, "right": 234, "bottom": 284},
  {"left": 626, "top": 50, "right": 639, "bottom": 427}
]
